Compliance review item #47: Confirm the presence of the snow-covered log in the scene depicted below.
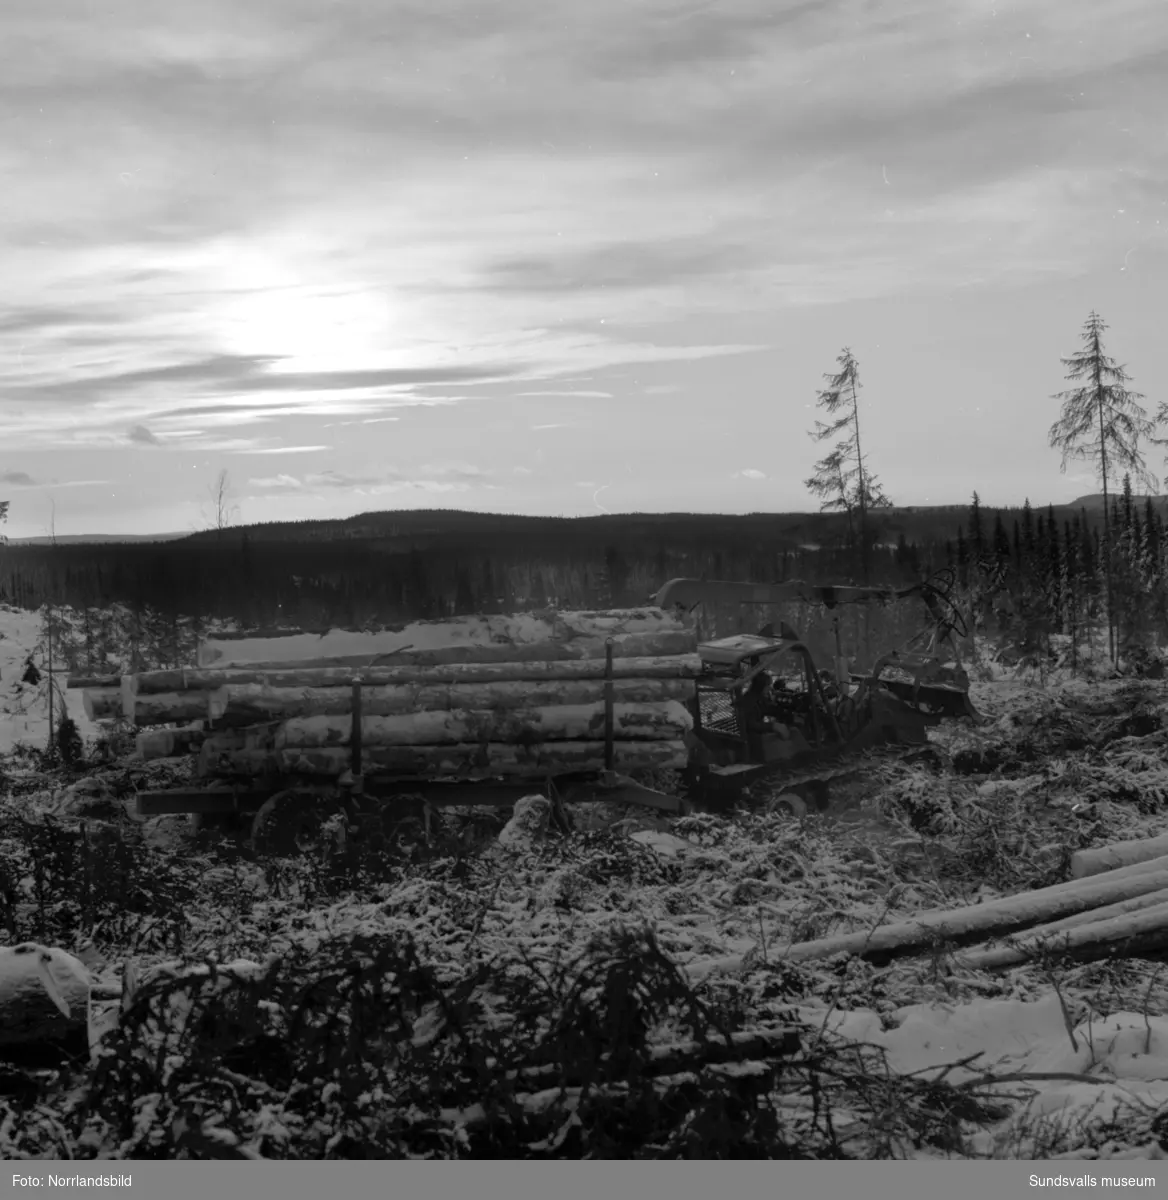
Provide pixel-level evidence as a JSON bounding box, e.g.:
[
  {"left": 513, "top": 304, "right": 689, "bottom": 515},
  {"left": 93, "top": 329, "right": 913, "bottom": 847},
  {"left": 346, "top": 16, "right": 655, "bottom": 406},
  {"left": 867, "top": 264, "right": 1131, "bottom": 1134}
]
[
  {"left": 82, "top": 687, "right": 122, "bottom": 722},
  {"left": 0, "top": 944, "right": 91, "bottom": 1046},
  {"left": 1069, "top": 834, "right": 1168, "bottom": 880},
  {"left": 959, "top": 888, "right": 1168, "bottom": 970},
  {"left": 136, "top": 725, "right": 208, "bottom": 761},
  {"left": 123, "top": 688, "right": 229, "bottom": 727},
  {"left": 127, "top": 653, "right": 703, "bottom": 694},
  {"left": 205, "top": 677, "right": 695, "bottom": 723},
  {"left": 67, "top": 673, "right": 120, "bottom": 690},
  {"left": 201, "top": 701, "right": 693, "bottom": 752},
  {"left": 198, "top": 630, "right": 698, "bottom": 672},
  {"left": 197, "top": 738, "right": 689, "bottom": 780},
  {"left": 196, "top": 609, "right": 692, "bottom": 668},
  {"left": 778, "top": 866, "right": 1168, "bottom": 965}
]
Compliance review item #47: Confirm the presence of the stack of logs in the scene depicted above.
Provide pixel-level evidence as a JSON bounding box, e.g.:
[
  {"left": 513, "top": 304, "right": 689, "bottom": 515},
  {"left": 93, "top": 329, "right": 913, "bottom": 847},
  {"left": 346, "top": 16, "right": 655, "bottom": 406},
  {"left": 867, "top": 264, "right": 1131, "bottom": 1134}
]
[
  {"left": 775, "top": 831, "right": 1168, "bottom": 970},
  {"left": 68, "top": 608, "right": 701, "bottom": 782}
]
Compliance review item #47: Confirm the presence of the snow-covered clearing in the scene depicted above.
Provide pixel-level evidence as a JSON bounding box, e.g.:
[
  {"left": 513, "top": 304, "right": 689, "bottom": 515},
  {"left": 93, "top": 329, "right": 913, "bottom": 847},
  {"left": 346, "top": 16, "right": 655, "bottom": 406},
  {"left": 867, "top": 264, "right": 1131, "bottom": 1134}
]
[
  {"left": 2, "top": 604, "right": 1168, "bottom": 1157},
  {"left": 0, "top": 605, "right": 101, "bottom": 755}
]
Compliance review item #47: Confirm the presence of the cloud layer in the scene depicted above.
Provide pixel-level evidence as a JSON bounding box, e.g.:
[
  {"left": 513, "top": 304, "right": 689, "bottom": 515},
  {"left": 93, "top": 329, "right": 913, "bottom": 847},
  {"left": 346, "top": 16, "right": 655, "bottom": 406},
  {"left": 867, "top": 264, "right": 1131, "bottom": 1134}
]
[{"left": 1, "top": 0, "right": 1165, "bottom": 531}]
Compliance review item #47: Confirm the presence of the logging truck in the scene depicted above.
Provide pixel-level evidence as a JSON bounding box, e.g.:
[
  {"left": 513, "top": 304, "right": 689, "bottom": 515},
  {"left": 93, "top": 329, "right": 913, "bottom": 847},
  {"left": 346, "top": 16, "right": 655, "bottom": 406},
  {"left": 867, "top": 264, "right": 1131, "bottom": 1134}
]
[{"left": 68, "top": 590, "right": 982, "bottom": 849}]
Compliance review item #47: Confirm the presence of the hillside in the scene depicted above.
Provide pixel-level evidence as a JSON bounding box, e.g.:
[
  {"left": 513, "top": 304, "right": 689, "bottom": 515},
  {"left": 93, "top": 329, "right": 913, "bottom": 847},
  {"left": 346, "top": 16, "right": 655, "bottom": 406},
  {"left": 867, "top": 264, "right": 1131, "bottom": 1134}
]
[
  {"left": 7, "top": 496, "right": 1161, "bottom": 552},
  {"left": 174, "top": 496, "right": 1165, "bottom": 550}
]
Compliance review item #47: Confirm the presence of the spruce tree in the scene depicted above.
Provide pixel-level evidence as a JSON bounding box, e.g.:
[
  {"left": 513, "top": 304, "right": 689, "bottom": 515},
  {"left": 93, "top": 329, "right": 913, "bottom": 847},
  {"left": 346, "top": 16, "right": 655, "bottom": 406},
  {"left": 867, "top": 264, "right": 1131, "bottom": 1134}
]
[
  {"left": 993, "top": 514, "right": 1011, "bottom": 564},
  {"left": 969, "top": 492, "right": 985, "bottom": 563},
  {"left": 804, "top": 347, "right": 891, "bottom": 583},
  {"left": 1049, "top": 311, "right": 1157, "bottom": 662}
]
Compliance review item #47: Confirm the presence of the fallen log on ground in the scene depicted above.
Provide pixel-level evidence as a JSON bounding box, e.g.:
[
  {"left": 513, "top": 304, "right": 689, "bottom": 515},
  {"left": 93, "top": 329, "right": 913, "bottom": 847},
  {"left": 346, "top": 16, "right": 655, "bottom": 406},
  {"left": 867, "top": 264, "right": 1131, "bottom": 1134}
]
[
  {"left": 200, "top": 701, "right": 693, "bottom": 752},
  {"left": 961, "top": 899, "right": 1168, "bottom": 971},
  {"left": 137, "top": 725, "right": 208, "bottom": 761},
  {"left": 197, "top": 739, "right": 690, "bottom": 780},
  {"left": 82, "top": 687, "right": 123, "bottom": 722},
  {"left": 199, "top": 630, "right": 699, "bottom": 672},
  {"left": 197, "top": 609, "right": 692, "bottom": 668},
  {"left": 125, "top": 654, "right": 704, "bottom": 695},
  {"left": 778, "top": 865, "right": 1168, "bottom": 965},
  {"left": 205, "top": 678, "right": 696, "bottom": 723},
  {"left": 959, "top": 888, "right": 1168, "bottom": 970},
  {"left": 1070, "top": 833, "right": 1168, "bottom": 880}
]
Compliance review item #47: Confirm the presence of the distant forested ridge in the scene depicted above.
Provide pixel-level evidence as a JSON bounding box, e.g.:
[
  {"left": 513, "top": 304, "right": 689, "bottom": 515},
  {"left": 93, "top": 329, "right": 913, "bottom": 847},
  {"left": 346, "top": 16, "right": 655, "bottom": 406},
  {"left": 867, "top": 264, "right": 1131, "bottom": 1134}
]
[{"left": 0, "top": 501, "right": 1163, "bottom": 649}]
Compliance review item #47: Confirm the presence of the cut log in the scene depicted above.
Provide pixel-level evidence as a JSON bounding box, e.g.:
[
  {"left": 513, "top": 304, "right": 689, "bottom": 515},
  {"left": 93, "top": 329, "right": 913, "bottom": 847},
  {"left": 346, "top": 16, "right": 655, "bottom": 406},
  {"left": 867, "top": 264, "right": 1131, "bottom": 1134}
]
[
  {"left": 779, "top": 866, "right": 1168, "bottom": 965},
  {"left": 200, "top": 630, "right": 698, "bottom": 671},
  {"left": 197, "top": 738, "right": 689, "bottom": 780},
  {"left": 201, "top": 701, "right": 693, "bottom": 752},
  {"left": 67, "top": 673, "right": 120, "bottom": 690},
  {"left": 959, "top": 889, "right": 1168, "bottom": 970},
  {"left": 136, "top": 725, "right": 209, "bottom": 761},
  {"left": 127, "top": 653, "right": 704, "bottom": 695},
  {"left": 82, "top": 687, "right": 123, "bottom": 722},
  {"left": 961, "top": 899, "right": 1168, "bottom": 971},
  {"left": 196, "top": 609, "right": 693, "bottom": 668},
  {"left": 1070, "top": 833, "right": 1168, "bottom": 880},
  {"left": 125, "top": 689, "right": 229, "bottom": 727},
  {"left": 206, "top": 678, "right": 696, "bottom": 723}
]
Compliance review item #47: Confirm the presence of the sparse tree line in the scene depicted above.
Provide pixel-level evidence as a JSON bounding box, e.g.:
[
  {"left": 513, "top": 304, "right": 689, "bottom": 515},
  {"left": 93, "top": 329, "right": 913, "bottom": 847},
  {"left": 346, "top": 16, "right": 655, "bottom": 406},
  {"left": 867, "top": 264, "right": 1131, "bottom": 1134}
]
[{"left": 806, "top": 311, "right": 1163, "bottom": 663}]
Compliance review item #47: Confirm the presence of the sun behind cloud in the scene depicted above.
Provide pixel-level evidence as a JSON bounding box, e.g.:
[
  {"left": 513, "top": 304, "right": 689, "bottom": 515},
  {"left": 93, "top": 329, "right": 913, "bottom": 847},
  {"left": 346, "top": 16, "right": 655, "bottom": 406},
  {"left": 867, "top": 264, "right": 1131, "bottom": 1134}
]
[{"left": 207, "top": 244, "right": 400, "bottom": 373}]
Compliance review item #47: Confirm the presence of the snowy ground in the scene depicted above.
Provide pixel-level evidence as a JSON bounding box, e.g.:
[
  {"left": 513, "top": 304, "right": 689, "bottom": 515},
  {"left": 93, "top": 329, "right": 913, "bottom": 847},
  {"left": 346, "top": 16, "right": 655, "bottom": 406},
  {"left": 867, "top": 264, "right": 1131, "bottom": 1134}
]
[
  {"left": 0, "top": 605, "right": 101, "bottom": 755},
  {"left": 2, "top": 605, "right": 1168, "bottom": 1157}
]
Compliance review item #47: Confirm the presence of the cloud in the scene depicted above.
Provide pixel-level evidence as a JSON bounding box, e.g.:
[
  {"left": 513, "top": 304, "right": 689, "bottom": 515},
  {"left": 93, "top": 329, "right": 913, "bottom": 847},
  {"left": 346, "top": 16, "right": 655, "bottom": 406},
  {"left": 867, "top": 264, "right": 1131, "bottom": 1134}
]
[
  {"left": 736, "top": 468, "right": 766, "bottom": 480},
  {"left": 531, "top": 423, "right": 570, "bottom": 431},
  {"left": 128, "top": 424, "right": 161, "bottom": 445},
  {"left": 239, "top": 445, "right": 331, "bottom": 455},
  {"left": 250, "top": 474, "right": 303, "bottom": 489},
  {"left": 0, "top": 306, "right": 124, "bottom": 335},
  {"left": 516, "top": 390, "right": 613, "bottom": 398},
  {"left": 247, "top": 462, "right": 492, "bottom": 495},
  {"left": 0, "top": 471, "right": 37, "bottom": 486},
  {"left": 482, "top": 238, "right": 760, "bottom": 295}
]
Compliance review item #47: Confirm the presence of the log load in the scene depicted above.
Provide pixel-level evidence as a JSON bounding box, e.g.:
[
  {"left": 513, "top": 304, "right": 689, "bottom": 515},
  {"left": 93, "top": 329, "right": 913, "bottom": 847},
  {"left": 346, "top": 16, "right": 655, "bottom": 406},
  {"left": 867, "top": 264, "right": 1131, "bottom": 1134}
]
[
  {"left": 197, "top": 739, "right": 689, "bottom": 781},
  {"left": 137, "top": 725, "right": 209, "bottom": 761},
  {"left": 82, "top": 687, "right": 123, "bottom": 722},
  {"left": 205, "top": 678, "right": 696, "bottom": 724},
  {"left": 199, "top": 701, "right": 692, "bottom": 754},
  {"left": 126, "top": 653, "right": 703, "bottom": 695},
  {"left": 196, "top": 609, "right": 692, "bottom": 668}
]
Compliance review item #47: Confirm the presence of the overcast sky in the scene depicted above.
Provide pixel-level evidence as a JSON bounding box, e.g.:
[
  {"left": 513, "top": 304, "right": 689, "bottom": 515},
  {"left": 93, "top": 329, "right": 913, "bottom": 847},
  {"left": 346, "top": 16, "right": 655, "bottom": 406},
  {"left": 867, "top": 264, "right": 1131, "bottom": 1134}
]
[{"left": 0, "top": 0, "right": 1165, "bottom": 537}]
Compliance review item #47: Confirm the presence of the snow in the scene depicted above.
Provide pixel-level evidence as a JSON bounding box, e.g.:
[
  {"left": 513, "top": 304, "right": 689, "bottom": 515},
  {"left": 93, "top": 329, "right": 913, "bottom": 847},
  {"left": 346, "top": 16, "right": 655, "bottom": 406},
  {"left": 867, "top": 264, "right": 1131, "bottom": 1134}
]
[
  {"left": 791, "top": 992, "right": 1168, "bottom": 1156},
  {"left": 0, "top": 606, "right": 101, "bottom": 755},
  {"left": 197, "top": 609, "right": 683, "bottom": 667}
]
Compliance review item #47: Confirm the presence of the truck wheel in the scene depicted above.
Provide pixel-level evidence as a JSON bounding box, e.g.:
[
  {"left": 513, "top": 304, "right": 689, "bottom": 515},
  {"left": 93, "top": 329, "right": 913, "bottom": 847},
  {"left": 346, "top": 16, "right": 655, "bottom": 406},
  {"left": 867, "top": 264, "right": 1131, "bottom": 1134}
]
[
  {"left": 251, "top": 789, "right": 330, "bottom": 854},
  {"left": 771, "top": 792, "right": 808, "bottom": 818}
]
